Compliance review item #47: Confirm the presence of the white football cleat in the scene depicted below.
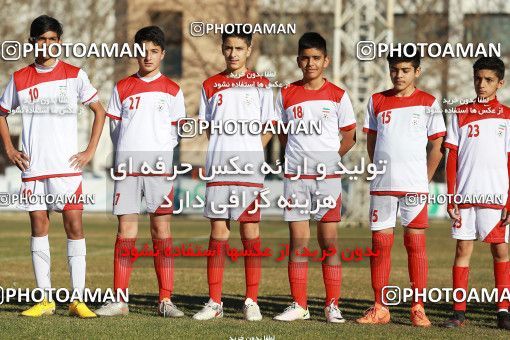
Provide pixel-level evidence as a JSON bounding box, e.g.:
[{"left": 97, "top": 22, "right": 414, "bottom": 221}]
[
  {"left": 158, "top": 298, "right": 185, "bottom": 317},
  {"left": 325, "top": 299, "right": 346, "bottom": 323},
  {"left": 273, "top": 302, "right": 310, "bottom": 321},
  {"left": 192, "top": 298, "right": 223, "bottom": 320},
  {"left": 95, "top": 301, "right": 129, "bottom": 317},
  {"left": 243, "top": 298, "right": 262, "bottom": 321}
]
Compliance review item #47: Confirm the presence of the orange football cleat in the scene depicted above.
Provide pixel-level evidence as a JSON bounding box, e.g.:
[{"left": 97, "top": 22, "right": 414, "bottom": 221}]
[
  {"left": 356, "top": 303, "right": 391, "bottom": 324},
  {"left": 410, "top": 304, "right": 431, "bottom": 327}
]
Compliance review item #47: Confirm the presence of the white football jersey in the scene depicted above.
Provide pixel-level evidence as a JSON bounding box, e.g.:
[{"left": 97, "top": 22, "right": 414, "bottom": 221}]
[
  {"left": 107, "top": 72, "right": 185, "bottom": 175},
  {"left": 444, "top": 98, "right": 510, "bottom": 208},
  {"left": 363, "top": 88, "right": 446, "bottom": 194},
  {"left": 198, "top": 71, "right": 275, "bottom": 186},
  {"left": 0, "top": 60, "right": 98, "bottom": 181},
  {"left": 275, "top": 79, "right": 356, "bottom": 176}
]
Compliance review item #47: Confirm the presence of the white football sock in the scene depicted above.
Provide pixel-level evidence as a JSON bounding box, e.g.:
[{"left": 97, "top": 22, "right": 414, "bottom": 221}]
[
  {"left": 67, "top": 238, "right": 86, "bottom": 301},
  {"left": 31, "top": 236, "right": 52, "bottom": 299}
]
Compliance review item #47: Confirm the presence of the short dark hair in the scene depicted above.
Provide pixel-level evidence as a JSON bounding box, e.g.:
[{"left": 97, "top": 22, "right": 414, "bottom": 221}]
[
  {"left": 387, "top": 45, "right": 420, "bottom": 69},
  {"left": 221, "top": 30, "right": 252, "bottom": 47},
  {"left": 298, "top": 32, "right": 327, "bottom": 55},
  {"left": 135, "top": 26, "right": 165, "bottom": 50},
  {"left": 473, "top": 57, "right": 505, "bottom": 80},
  {"left": 30, "top": 15, "right": 63, "bottom": 39}
]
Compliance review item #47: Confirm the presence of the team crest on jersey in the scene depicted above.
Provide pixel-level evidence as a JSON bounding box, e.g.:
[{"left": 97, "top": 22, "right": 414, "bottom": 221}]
[
  {"left": 244, "top": 93, "right": 254, "bottom": 106},
  {"left": 322, "top": 107, "right": 331, "bottom": 119},
  {"left": 58, "top": 86, "right": 68, "bottom": 104},
  {"left": 156, "top": 98, "right": 165, "bottom": 112},
  {"left": 410, "top": 112, "right": 421, "bottom": 127},
  {"left": 497, "top": 124, "right": 505, "bottom": 137}
]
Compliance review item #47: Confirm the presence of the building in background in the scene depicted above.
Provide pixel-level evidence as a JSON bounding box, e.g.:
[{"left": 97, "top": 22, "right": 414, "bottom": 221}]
[{"left": 0, "top": 0, "right": 509, "bottom": 220}]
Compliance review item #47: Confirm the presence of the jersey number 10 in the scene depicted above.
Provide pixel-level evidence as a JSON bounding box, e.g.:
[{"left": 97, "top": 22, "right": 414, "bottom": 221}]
[{"left": 29, "top": 88, "right": 39, "bottom": 102}]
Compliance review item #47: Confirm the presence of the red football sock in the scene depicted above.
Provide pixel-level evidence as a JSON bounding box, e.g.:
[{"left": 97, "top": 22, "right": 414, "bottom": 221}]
[
  {"left": 404, "top": 233, "right": 428, "bottom": 307},
  {"left": 152, "top": 238, "right": 174, "bottom": 301},
  {"left": 453, "top": 266, "right": 469, "bottom": 311},
  {"left": 371, "top": 232, "right": 394, "bottom": 305},
  {"left": 494, "top": 261, "right": 510, "bottom": 310},
  {"left": 242, "top": 237, "right": 261, "bottom": 302},
  {"left": 322, "top": 263, "right": 342, "bottom": 306},
  {"left": 114, "top": 236, "right": 136, "bottom": 302},
  {"left": 288, "top": 261, "right": 308, "bottom": 308},
  {"left": 207, "top": 238, "right": 227, "bottom": 304}
]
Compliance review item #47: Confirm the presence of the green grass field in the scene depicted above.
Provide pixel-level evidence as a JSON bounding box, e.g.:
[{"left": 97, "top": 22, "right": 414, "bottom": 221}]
[{"left": 0, "top": 212, "right": 509, "bottom": 339}]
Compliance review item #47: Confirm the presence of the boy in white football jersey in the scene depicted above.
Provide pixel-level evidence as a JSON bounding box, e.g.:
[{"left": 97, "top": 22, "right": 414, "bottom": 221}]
[
  {"left": 0, "top": 15, "right": 106, "bottom": 318},
  {"left": 95, "top": 26, "right": 186, "bottom": 318},
  {"left": 192, "top": 30, "right": 274, "bottom": 321},
  {"left": 356, "top": 51, "right": 445, "bottom": 326},
  {"left": 272, "top": 32, "right": 356, "bottom": 323},
  {"left": 443, "top": 57, "right": 510, "bottom": 330}
]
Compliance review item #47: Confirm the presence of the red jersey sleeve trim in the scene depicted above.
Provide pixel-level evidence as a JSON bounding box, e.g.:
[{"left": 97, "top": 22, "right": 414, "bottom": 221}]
[
  {"left": 340, "top": 123, "right": 356, "bottom": 131},
  {"left": 443, "top": 142, "right": 458, "bottom": 150},
  {"left": 362, "top": 127, "right": 377, "bottom": 135},
  {"left": 427, "top": 131, "right": 446, "bottom": 140},
  {"left": 106, "top": 113, "right": 122, "bottom": 121},
  {"left": 0, "top": 105, "right": 9, "bottom": 114},
  {"left": 82, "top": 91, "right": 98, "bottom": 104}
]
